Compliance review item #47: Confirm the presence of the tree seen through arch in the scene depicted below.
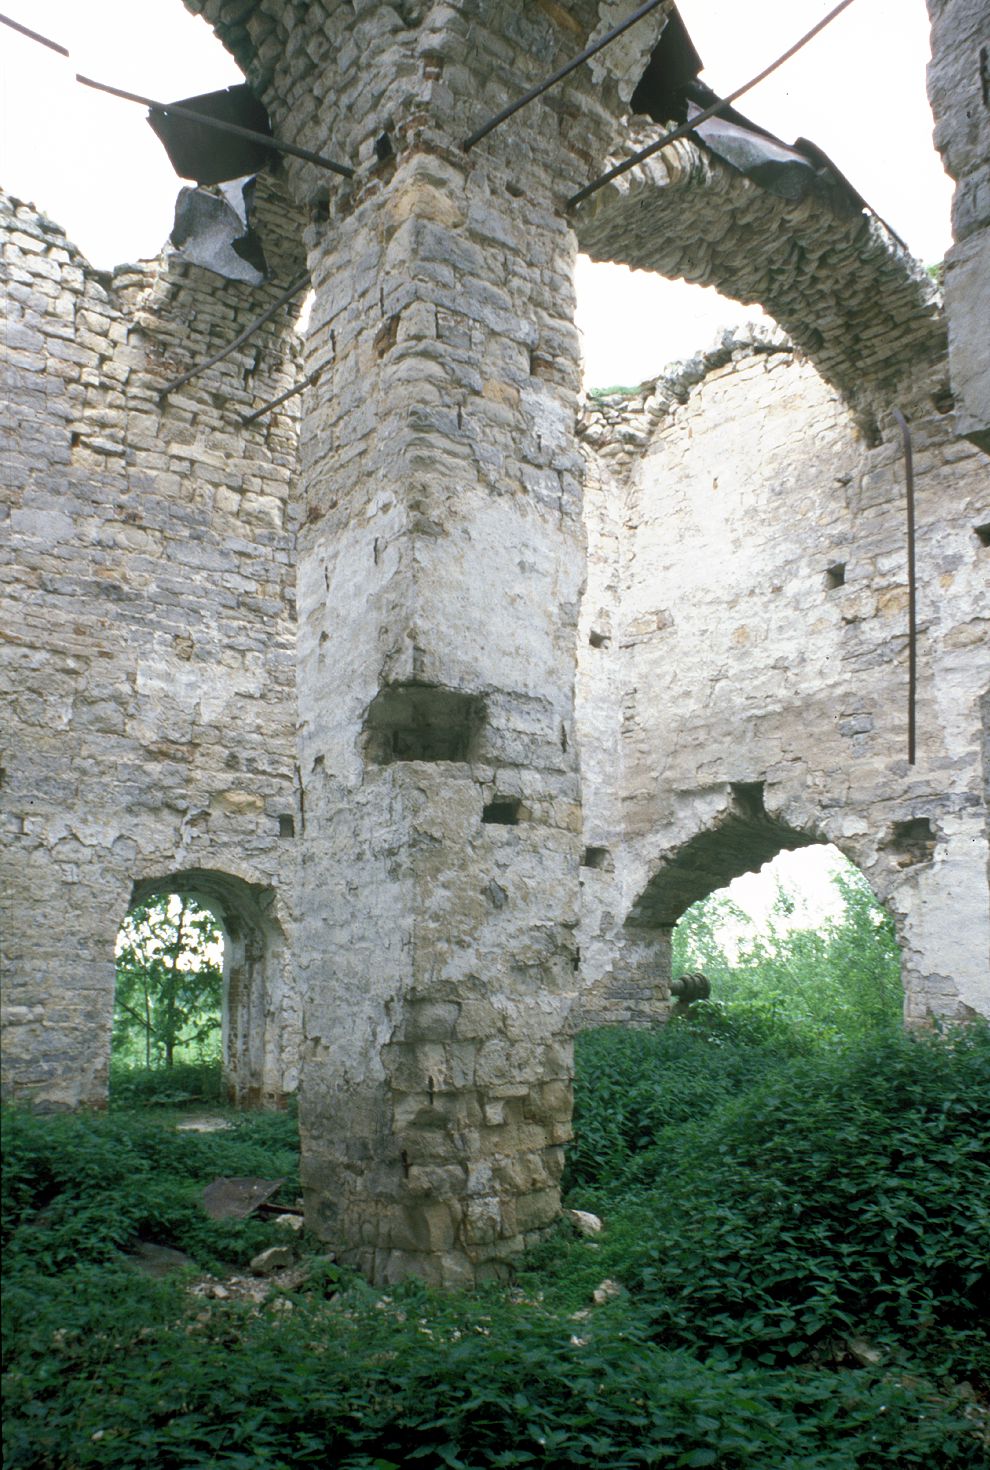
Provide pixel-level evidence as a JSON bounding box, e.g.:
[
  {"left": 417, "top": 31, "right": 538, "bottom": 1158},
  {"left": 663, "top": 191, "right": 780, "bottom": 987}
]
[
  {"left": 671, "top": 847, "right": 903, "bottom": 1040},
  {"left": 113, "top": 894, "right": 224, "bottom": 1071}
]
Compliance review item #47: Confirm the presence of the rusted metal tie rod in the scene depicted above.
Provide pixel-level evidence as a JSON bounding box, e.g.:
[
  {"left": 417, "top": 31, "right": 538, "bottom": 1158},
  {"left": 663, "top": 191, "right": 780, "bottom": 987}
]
[
  {"left": 462, "top": 0, "right": 668, "bottom": 151},
  {"left": 76, "top": 73, "right": 355, "bottom": 181},
  {"left": 0, "top": 12, "right": 70, "bottom": 55},
  {"left": 242, "top": 366, "right": 322, "bottom": 426},
  {"left": 892, "top": 408, "right": 918, "bottom": 766},
  {"left": 158, "top": 272, "right": 310, "bottom": 399},
  {"left": 567, "top": 0, "right": 858, "bottom": 209}
]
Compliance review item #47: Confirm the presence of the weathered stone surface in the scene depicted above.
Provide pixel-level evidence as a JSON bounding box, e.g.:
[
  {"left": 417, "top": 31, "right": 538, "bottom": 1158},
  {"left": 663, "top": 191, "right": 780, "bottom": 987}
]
[
  {"left": 927, "top": 0, "right": 990, "bottom": 449},
  {"left": 1, "top": 0, "right": 987, "bottom": 1292},
  {"left": 0, "top": 177, "right": 306, "bottom": 1110},
  {"left": 575, "top": 333, "right": 990, "bottom": 1027}
]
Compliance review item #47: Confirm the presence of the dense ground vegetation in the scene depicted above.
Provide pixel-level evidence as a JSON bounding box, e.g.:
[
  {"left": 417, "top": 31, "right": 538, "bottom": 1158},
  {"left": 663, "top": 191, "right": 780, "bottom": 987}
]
[{"left": 4, "top": 871, "right": 989, "bottom": 1468}]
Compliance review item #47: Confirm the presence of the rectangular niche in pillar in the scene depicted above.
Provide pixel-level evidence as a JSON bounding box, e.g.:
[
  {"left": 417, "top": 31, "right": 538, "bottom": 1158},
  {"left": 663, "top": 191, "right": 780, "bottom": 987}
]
[{"left": 363, "top": 683, "right": 485, "bottom": 765}]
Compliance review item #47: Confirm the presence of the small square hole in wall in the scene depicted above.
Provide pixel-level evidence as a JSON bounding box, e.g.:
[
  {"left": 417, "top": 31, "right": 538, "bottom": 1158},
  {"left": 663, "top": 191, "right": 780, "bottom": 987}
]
[
  {"left": 974, "top": 523, "right": 990, "bottom": 548},
  {"left": 483, "top": 798, "right": 521, "bottom": 826},
  {"left": 589, "top": 629, "right": 609, "bottom": 649},
  {"left": 730, "top": 781, "right": 766, "bottom": 819},
  {"left": 824, "top": 562, "right": 846, "bottom": 590},
  {"left": 882, "top": 816, "right": 937, "bottom": 867},
  {"left": 581, "top": 845, "right": 611, "bottom": 870},
  {"left": 278, "top": 814, "right": 295, "bottom": 839}
]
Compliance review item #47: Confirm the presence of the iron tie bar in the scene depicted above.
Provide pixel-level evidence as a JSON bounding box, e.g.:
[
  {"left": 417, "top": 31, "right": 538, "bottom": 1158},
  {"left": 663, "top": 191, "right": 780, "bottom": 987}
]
[
  {"left": 158, "top": 272, "right": 310, "bottom": 399},
  {"left": 567, "top": 0, "right": 859, "bottom": 209},
  {"left": 0, "top": 12, "right": 70, "bottom": 55},
  {"left": 76, "top": 73, "right": 355, "bottom": 181},
  {"left": 463, "top": 0, "right": 669, "bottom": 151},
  {"left": 242, "top": 367, "right": 322, "bottom": 426}
]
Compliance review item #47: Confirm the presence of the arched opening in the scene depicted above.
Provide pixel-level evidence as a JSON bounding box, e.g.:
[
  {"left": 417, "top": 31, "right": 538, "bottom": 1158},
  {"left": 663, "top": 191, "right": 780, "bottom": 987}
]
[
  {"left": 112, "top": 870, "right": 294, "bottom": 1109},
  {"left": 671, "top": 844, "right": 903, "bottom": 1040},
  {"left": 112, "top": 891, "right": 225, "bottom": 1095},
  {"left": 620, "top": 792, "right": 904, "bottom": 1035},
  {"left": 568, "top": 836, "right": 906, "bottom": 1205}
]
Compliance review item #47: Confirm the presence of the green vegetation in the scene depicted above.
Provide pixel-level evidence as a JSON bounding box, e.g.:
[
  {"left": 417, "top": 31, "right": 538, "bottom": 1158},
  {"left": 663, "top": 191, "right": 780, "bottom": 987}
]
[
  {"left": 588, "top": 383, "right": 643, "bottom": 399},
  {"left": 673, "top": 860, "right": 904, "bottom": 1041},
  {"left": 113, "top": 894, "right": 223, "bottom": 1072},
  {"left": 4, "top": 867, "right": 988, "bottom": 1468}
]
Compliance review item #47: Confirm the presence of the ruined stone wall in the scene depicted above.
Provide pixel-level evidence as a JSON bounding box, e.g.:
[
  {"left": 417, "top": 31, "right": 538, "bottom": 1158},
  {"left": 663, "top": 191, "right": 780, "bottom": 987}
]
[
  {"left": 1, "top": 183, "right": 305, "bottom": 1108},
  {"left": 927, "top": 0, "right": 990, "bottom": 450},
  {"left": 4, "top": 0, "right": 986, "bottom": 1297},
  {"left": 577, "top": 333, "right": 990, "bottom": 1027},
  {"left": 177, "top": 0, "right": 673, "bottom": 1288}
]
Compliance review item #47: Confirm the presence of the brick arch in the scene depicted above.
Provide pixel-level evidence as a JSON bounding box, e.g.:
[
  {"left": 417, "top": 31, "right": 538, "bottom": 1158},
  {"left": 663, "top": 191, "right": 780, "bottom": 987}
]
[{"left": 127, "top": 868, "right": 293, "bottom": 1106}]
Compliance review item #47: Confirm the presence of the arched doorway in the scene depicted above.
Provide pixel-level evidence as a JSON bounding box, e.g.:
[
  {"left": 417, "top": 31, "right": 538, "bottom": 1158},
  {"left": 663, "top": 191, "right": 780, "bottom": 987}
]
[
  {"left": 595, "top": 786, "right": 906, "bottom": 1032},
  {"left": 671, "top": 844, "right": 903, "bottom": 1038},
  {"left": 113, "top": 891, "right": 225, "bottom": 1085},
  {"left": 114, "top": 870, "right": 294, "bottom": 1108}
]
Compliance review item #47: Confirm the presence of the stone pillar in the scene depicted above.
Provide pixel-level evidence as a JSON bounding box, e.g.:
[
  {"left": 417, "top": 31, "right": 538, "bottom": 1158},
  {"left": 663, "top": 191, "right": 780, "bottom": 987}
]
[
  {"left": 928, "top": 0, "right": 990, "bottom": 450},
  {"left": 281, "top": 3, "right": 652, "bottom": 1286}
]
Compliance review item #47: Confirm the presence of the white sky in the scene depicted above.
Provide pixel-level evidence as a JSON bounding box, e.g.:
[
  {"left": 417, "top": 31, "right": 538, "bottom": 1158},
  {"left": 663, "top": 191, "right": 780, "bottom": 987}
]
[{"left": 1, "top": 0, "right": 952, "bottom": 388}]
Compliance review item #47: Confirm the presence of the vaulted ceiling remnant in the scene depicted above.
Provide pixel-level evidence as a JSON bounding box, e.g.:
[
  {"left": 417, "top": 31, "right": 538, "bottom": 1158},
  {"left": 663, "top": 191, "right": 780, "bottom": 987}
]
[{"left": 574, "top": 3, "right": 947, "bottom": 427}]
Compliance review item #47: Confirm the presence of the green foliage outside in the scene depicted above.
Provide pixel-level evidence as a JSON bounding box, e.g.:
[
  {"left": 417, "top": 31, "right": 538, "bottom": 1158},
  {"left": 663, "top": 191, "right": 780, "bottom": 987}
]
[
  {"left": 588, "top": 383, "right": 642, "bottom": 399},
  {"left": 113, "top": 895, "right": 224, "bottom": 1071},
  {"left": 672, "top": 859, "right": 903, "bottom": 1042},
  {"left": 4, "top": 865, "right": 989, "bottom": 1468}
]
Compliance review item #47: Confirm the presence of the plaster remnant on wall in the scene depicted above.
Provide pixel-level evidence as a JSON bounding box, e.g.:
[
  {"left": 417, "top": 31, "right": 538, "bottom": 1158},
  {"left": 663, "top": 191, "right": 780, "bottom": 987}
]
[
  {"left": 2, "top": 0, "right": 987, "bottom": 1292},
  {"left": 575, "top": 332, "right": 990, "bottom": 1032}
]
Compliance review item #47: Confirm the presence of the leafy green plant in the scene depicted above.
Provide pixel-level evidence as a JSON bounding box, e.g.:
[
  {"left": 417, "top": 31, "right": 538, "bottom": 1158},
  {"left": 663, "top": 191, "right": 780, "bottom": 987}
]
[
  {"left": 4, "top": 1022, "right": 988, "bottom": 1469},
  {"left": 114, "top": 895, "right": 223, "bottom": 1070},
  {"left": 672, "top": 859, "right": 903, "bottom": 1042}
]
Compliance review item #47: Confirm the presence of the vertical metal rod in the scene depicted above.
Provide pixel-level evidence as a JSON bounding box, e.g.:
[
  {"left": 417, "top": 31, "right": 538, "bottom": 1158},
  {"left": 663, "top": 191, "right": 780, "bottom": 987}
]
[
  {"left": 567, "top": 0, "right": 858, "bottom": 209},
  {"left": 892, "top": 408, "right": 917, "bottom": 766},
  {"left": 462, "top": 0, "right": 669, "bottom": 151}
]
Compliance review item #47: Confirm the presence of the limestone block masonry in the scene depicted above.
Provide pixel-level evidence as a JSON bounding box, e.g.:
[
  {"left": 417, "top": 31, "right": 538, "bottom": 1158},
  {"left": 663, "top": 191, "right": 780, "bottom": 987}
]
[
  {"left": 927, "top": 0, "right": 990, "bottom": 450},
  {"left": 1, "top": 179, "right": 306, "bottom": 1109},
  {"left": 2, "top": 0, "right": 989, "bottom": 1290},
  {"left": 575, "top": 331, "right": 990, "bottom": 1030},
  {"left": 180, "top": 0, "right": 669, "bottom": 1288}
]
